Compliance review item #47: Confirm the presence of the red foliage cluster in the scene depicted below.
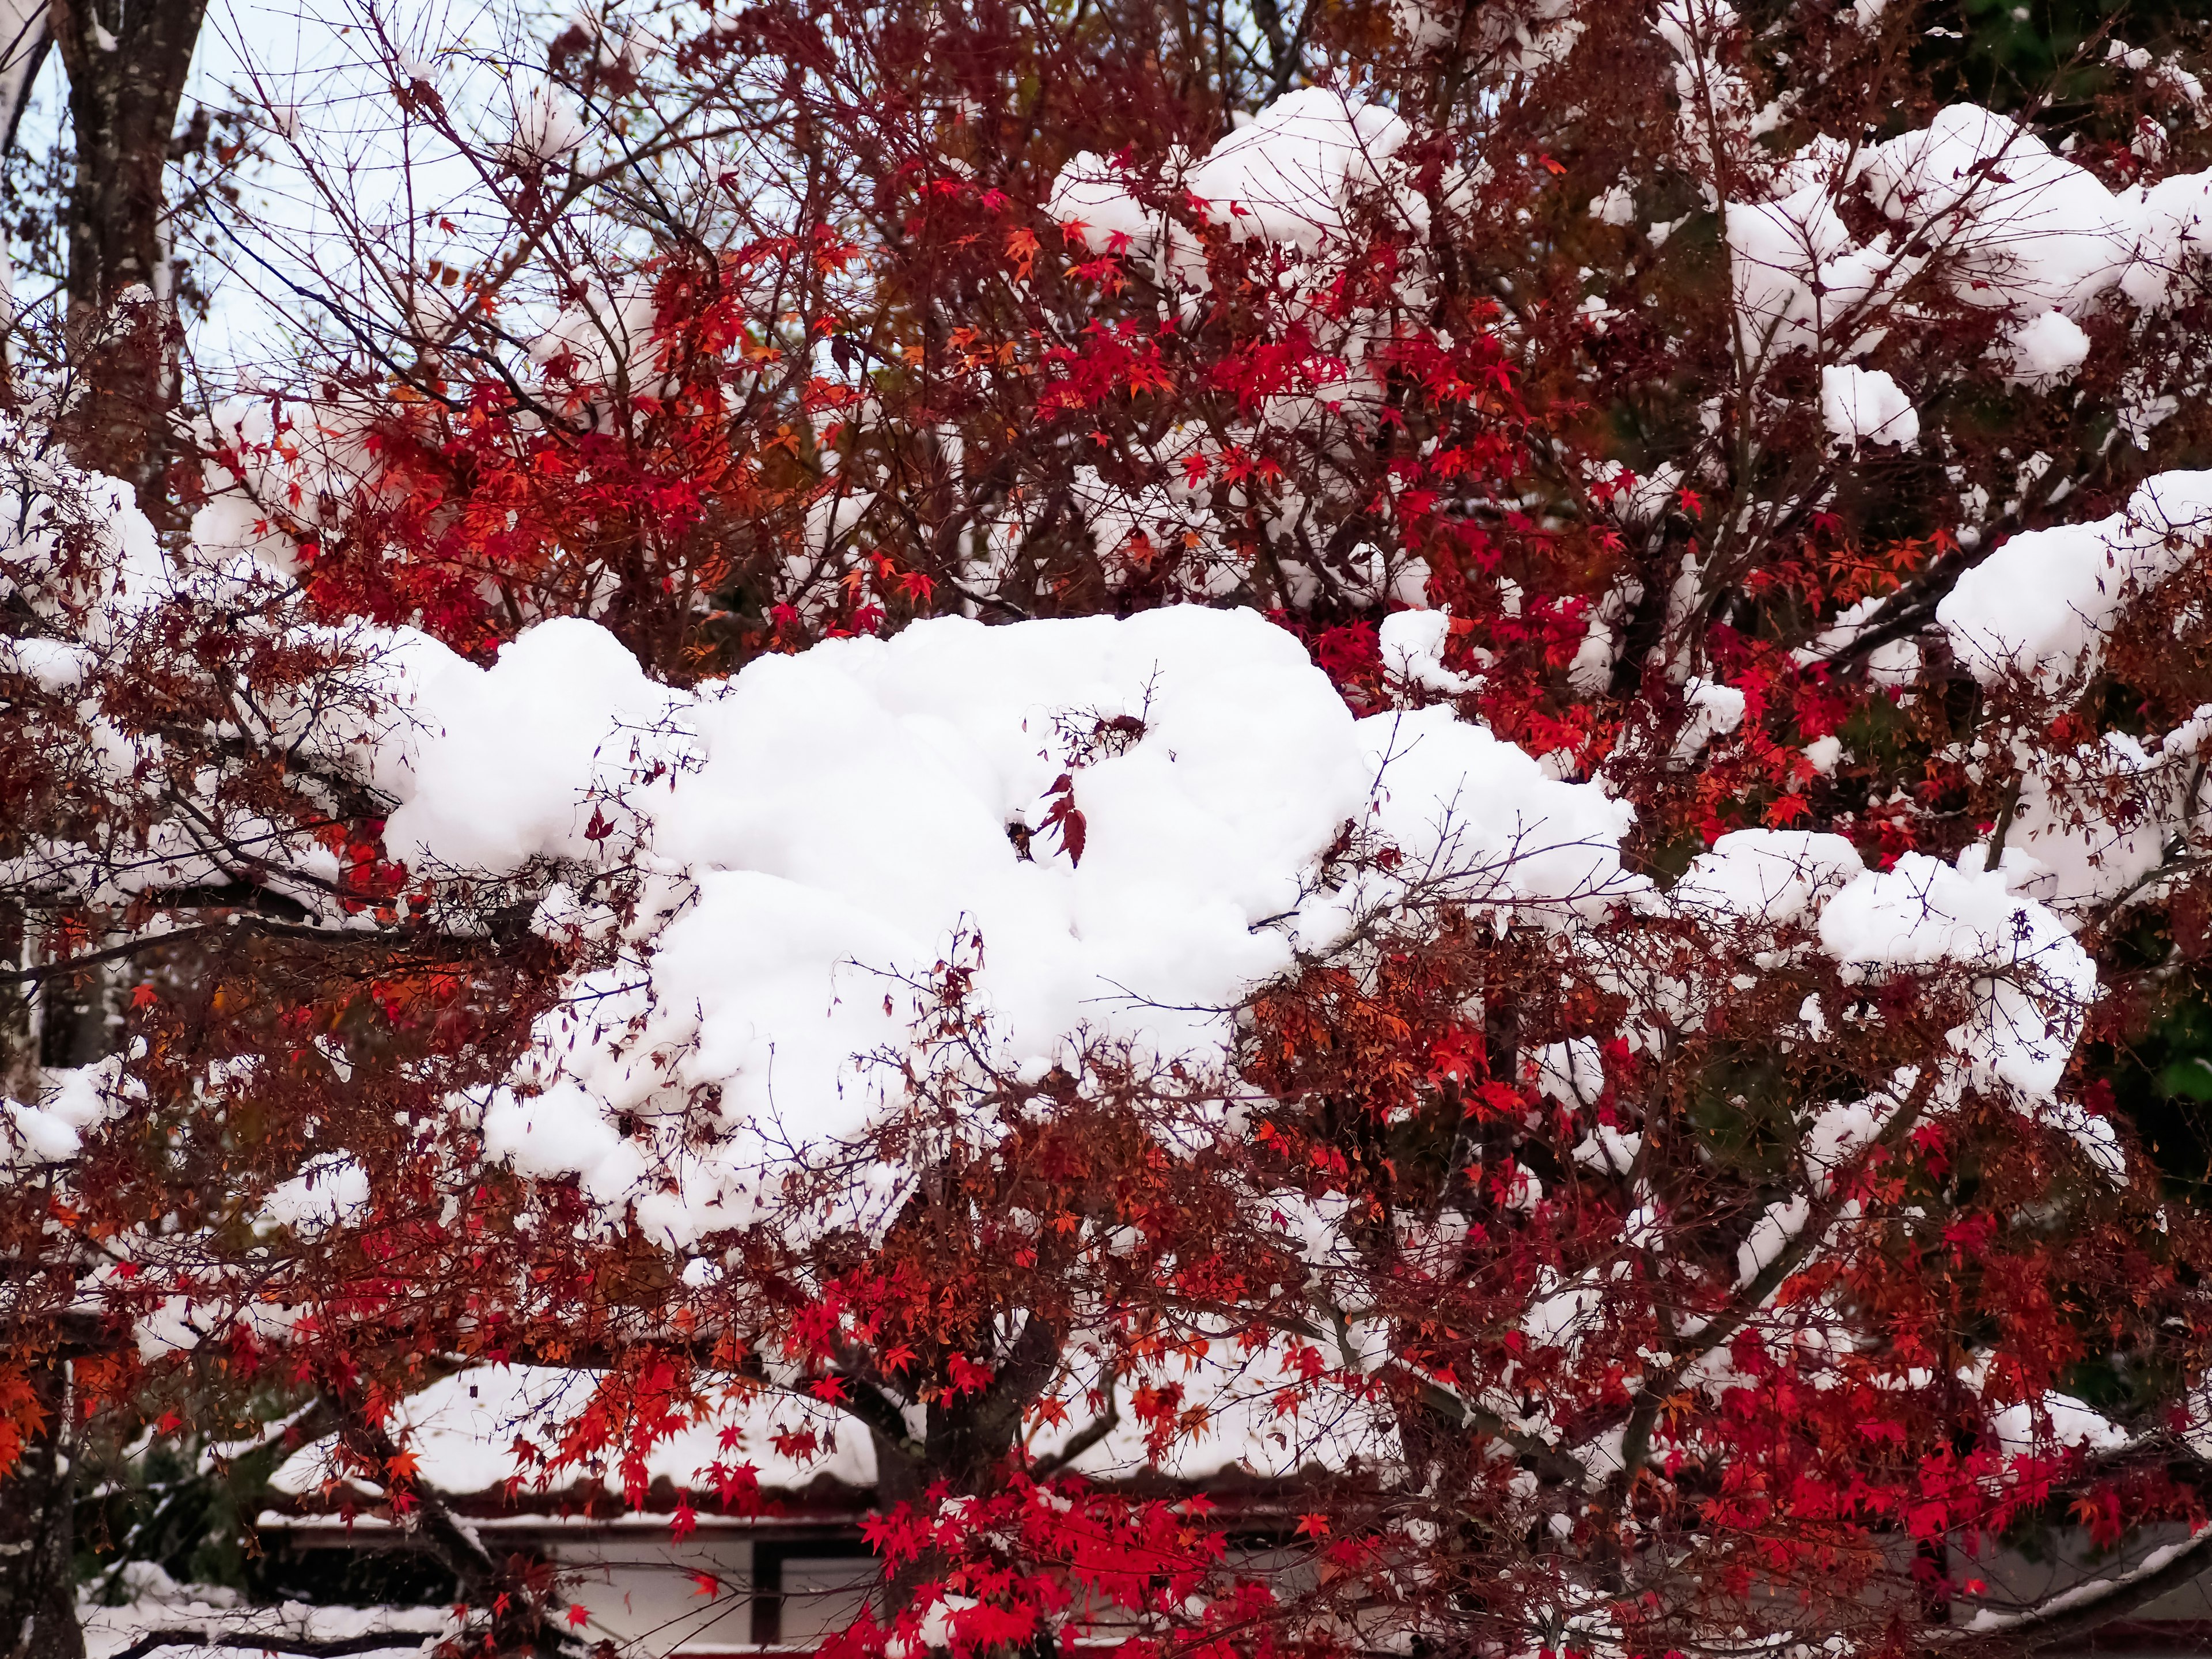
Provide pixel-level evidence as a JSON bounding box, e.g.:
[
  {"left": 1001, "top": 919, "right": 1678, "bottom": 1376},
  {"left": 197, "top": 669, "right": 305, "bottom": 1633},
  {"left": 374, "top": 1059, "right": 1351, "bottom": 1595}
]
[{"left": 5, "top": 0, "right": 2212, "bottom": 1656}]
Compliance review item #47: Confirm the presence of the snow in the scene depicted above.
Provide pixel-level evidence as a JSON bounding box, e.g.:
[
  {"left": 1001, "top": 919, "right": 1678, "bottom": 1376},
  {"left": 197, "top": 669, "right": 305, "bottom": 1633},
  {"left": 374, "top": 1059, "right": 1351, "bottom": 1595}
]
[
  {"left": 1588, "top": 183, "right": 1634, "bottom": 225},
  {"left": 1977, "top": 732, "right": 2179, "bottom": 915},
  {"left": 376, "top": 607, "right": 1639, "bottom": 1243},
  {"left": 268, "top": 1345, "right": 1396, "bottom": 1508},
  {"left": 382, "top": 618, "right": 686, "bottom": 875},
  {"left": 1736, "top": 1195, "right": 1811, "bottom": 1286},
  {"left": 529, "top": 274, "right": 667, "bottom": 392},
  {"left": 1047, "top": 153, "right": 1157, "bottom": 253},
  {"left": 1964, "top": 1529, "right": 2209, "bottom": 1634},
  {"left": 1040, "top": 1335, "right": 1396, "bottom": 1483},
  {"left": 1047, "top": 151, "right": 1198, "bottom": 285},
  {"left": 1717, "top": 99, "right": 2212, "bottom": 378},
  {"left": 1536, "top": 1038, "right": 1605, "bottom": 1108},
  {"left": 1860, "top": 105, "right": 2137, "bottom": 316},
  {"left": 1673, "top": 677, "right": 1747, "bottom": 762},
  {"left": 84, "top": 1589, "right": 448, "bottom": 1659},
  {"left": 1047, "top": 88, "right": 1422, "bottom": 274},
  {"left": 271, "top": 1365, "right": 875, "bottom": 1502},
  {"left": 1378, "top": 608, "right": 1478, "bottom": 695},
  {"left": 1819, "top": 364, "right": 1918, "bottom": 450},
  {"left": 16, "top": 39, "right": 2209, "bottom": 1596},
  {"left": 1986, "top": 1392, "right": 2128, "bottom": 1461},
  {"left": 0, "top": 635, "right": 93, "bottom": 692},
  {"left": 1590, "top": 461, "right": 1684, "bottom": 529},
  {"left": 1800, "top": 1085, "right": 1905, "bottom": 1196},
  {"left": 1937, "top": 470, "right": 2212, "bottom": 689},
  {"left": 1069, "top": 463, "right": 1225, "bottom": 593},
  {"left": 1669, "top": 830, "right": 1865, "bottom": 929},
  {"left": 1571, "top": 1124, "right": 1639, "bottom": 1176},
  {"left": 1184, "top": 88, "right": 1419, "bottom": 248},
  {"left": 509, "top": 81, "right": 586, "bottom": 161},
  {"left": 3, "top": 1058, "right": 139, "bottom": 1170},
  {"left": 1998, "top": 309, "right": 2092, "bottom": 388},
  {"left": 1726, "top": 179, "right": 1899, "bottom": 359},
  {"left": 1817, "top": 853, "right": 2097, "bottom": 1105},
  {"left": 1522, "top": 1272, "right": 1607, "bottom": 1357},
  {"left": 258, "top": 1154, "right": 372, "bottom": 1236},
  {"left": 2124, "top": 169, "right": 2212, "bottom": 310}
]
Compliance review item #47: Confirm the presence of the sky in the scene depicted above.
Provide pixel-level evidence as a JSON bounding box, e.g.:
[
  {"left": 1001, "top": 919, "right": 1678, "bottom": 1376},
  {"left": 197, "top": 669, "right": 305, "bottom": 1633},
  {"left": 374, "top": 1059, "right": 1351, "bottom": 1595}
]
[{"left": 9, "top": 0, "right": 540, "bottom": 382}]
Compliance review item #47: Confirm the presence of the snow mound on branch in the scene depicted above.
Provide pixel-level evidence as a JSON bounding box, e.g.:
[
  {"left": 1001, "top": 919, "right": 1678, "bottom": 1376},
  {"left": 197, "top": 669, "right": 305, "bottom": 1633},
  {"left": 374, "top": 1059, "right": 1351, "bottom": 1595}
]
[
  {"left": 1820, "top": 365, "right": 1918, "bottom": 450},
  {"left": 1817, "top": 853, "right": 2097, "bottom": 1104},
  {"left": 1049, "top": 152, "right": 1162, "bottom": 253},
  {"left": 1998, "top": 309, "right": 2092, "bottom": 388},
  {"left": 507, "top": 81, "right": 587, "bottom": 162},
  {"left": 1721, "top": 99, "right": 2212, "bottom": 363},
  {"left": 2126, "top": 169, "right": 2212, "bottom": 310},
  {"left": 1671, "top": 830, "right": 1866, "bottom": 927},
  {"left": 1860, "top": 104, "right": 2138, "bottom": 315},
  {"left": 1982, "top": 733, "right": 2182, "bottom": 916},
  {"left": 1, "top": 425, "right": 175, "bottom": 642},
  {"left": 1937, "top": 469, "right": 2212, "bottom": 689},
  {"left": 257, "top": 1154, "right": 372, "bottom": 1236},
  {"left": 377, "top": 607, "right": 1637, "bottom": 1242},
  {"left": 530, "top": 273, "right": 666, "bottom": 391},
  {"left": 1642, "top": 835, "right": 2126, "bottom": 1176},
  {"left": 1986, "top": 1391, "right": 2128, "bottom": 1461},
  {"left": 2, "top": 1059, "right": 139, "bottom": 1169},
  {"left": 382, "top": 616, "right": 688, "bottom": 873},
  {"left": 1047, "top": 87, "right": 1422, "bottom": 272},
  {"left": 1726, "top": 176, "right": 1902, "bottom": 359},
  {"left": 1186, "top": 88, "right": 1419, "bottom": 246}
]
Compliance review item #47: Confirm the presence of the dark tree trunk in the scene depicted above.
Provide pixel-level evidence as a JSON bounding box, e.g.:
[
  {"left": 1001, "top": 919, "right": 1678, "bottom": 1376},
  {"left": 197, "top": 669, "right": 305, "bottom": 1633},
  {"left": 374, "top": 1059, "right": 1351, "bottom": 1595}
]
[
  {"left": 5, "top": 0, "right": 211, "bottom": 1618},
  {"left": 0, "top": 1356, "right": 82, "bottom": 1659},
  {"left": 47, "top": 0, "right": 209, "bottom": 518}
]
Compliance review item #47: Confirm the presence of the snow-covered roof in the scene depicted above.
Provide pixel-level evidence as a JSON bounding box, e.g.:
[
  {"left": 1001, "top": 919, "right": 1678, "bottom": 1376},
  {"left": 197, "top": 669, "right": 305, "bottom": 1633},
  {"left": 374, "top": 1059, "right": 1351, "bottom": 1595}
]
[{"left": 264, "top": 1346, "right": 1396, "bottom": 1522}]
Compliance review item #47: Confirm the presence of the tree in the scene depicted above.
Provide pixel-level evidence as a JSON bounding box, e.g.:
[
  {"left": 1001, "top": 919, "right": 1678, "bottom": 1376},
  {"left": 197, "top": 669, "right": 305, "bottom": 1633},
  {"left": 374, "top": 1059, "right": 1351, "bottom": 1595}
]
[
  {"left": 43, "top": 0, "right": 209, "bottom": 504},
  {"left": 3, "top": 0, "right": 226, "bottom": 507},
  {"left": 3, "top": 0, "right": 2212, "bottom": 1656}
]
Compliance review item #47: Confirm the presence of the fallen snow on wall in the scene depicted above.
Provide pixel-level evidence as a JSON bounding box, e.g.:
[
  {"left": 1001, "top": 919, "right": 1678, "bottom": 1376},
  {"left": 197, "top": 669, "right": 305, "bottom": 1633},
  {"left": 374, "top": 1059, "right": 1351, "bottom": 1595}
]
[{"left": 82, "top": 1586, "right": 450, "bottom": 1659}]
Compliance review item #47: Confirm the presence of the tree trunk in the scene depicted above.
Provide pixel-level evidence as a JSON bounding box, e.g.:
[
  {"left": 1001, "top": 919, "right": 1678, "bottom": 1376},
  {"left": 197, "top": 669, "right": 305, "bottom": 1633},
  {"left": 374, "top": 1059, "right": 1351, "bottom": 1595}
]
[
  {"left": 1, "top": 0, "right": 208, "bottom": 1573},
  {"left": 0, "top": 1357, "right": 83, "bottom": 1659},
  {"left": 47, "top": 0, "right": 209, "bottom": 518},
  {"left": 0, "top": 0, "right": 200, "bottom": 1563}
]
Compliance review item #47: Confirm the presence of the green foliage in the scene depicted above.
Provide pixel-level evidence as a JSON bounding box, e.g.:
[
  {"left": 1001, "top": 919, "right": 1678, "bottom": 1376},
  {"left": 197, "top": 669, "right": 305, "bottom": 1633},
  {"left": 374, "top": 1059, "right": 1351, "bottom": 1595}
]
[
  {"left": 1923, "top": 0, "right": 2209, "bottom": 115},
  {"left": 2090, "top": 977, "right": 2212, "bottom": 1195}
]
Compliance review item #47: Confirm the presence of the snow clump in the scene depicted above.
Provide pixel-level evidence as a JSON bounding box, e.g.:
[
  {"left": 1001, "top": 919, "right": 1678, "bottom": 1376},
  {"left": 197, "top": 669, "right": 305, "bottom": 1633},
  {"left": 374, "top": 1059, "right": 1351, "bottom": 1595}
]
[{"left": 371, "top": 605, "right": 1640, "bottom": 1244}]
